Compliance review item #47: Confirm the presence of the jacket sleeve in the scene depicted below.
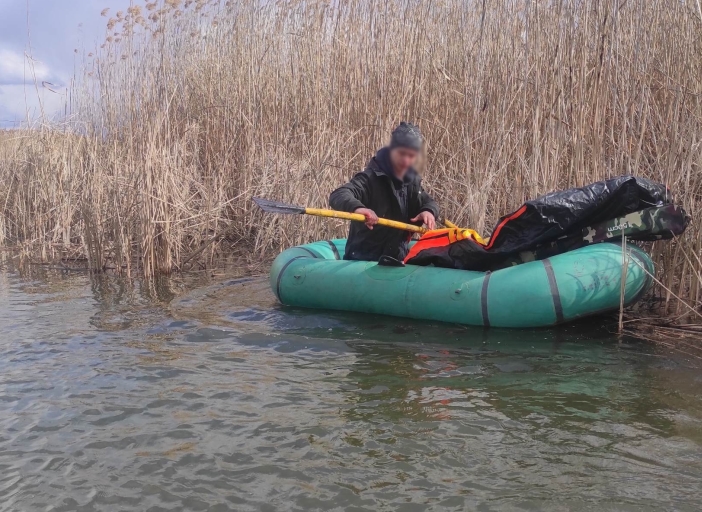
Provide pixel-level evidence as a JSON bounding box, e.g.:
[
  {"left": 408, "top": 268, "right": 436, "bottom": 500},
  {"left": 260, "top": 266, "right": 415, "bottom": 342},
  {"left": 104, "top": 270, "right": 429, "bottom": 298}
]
[
  {"left": 416, "top": 185, "right": 440, "bottom": 219},
  {"left": 329, "top": 172, "right": 371, "bottom": 213}
]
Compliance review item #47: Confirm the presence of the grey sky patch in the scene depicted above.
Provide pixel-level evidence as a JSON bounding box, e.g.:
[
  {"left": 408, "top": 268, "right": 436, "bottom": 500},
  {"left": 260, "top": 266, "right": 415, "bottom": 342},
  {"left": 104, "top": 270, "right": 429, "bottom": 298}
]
[{"left": 0, "top": 0, "right": 131, "bottom": 127}]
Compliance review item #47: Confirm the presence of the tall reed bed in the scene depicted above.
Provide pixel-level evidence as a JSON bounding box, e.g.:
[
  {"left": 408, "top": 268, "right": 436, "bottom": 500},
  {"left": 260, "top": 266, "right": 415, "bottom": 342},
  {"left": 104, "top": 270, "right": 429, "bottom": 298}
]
[{"left": 1, "top": 0, "right": 701, "bottom": 317}]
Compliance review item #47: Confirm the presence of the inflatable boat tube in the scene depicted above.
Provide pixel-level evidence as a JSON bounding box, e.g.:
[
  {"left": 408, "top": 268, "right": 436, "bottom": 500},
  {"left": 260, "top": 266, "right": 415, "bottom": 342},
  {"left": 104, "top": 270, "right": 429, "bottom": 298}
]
[{"left": 270, "top": 239, "right": 654, "bottom": 328}]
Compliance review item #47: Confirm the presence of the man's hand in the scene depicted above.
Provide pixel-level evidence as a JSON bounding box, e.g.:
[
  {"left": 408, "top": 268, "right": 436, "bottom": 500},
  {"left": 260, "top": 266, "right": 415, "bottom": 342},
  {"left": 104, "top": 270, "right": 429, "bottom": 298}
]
[
  {"left": 355, "top": 208, "right": 379, "bottom": 229},
  {"left": 411, "top": 211, "right": 436, "bottom": 230}
]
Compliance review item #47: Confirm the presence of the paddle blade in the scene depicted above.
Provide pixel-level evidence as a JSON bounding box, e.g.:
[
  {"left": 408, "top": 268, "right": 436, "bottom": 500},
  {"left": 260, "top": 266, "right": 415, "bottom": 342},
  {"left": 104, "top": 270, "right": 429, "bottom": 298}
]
[{"left": 252, "top": 197, "right": 306, "bottom": 215}]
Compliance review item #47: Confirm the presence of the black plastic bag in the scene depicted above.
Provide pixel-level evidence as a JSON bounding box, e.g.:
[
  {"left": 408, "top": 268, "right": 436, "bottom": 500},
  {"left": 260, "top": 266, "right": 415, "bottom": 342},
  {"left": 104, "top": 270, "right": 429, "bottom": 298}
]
[{"left": 406, "top": 176, "right": 673, "bottom": 270}]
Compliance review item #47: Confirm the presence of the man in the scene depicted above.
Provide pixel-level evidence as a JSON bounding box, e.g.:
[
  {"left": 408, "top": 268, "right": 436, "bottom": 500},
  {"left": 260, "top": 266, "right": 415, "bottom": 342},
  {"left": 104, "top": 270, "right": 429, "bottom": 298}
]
[{"left": 329, "top": 122, "right": 439, "bottom": 261}]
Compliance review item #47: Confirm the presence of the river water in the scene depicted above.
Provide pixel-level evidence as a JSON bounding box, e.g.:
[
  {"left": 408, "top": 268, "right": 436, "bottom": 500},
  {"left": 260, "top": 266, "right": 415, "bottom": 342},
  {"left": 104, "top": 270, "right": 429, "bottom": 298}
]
[{"left": 0, "top": 264, "right": 701, "bottom": 511}]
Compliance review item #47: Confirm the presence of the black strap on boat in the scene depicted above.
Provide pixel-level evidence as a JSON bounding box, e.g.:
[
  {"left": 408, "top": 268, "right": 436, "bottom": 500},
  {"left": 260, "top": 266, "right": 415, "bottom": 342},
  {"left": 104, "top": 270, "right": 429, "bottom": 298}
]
[
  {"left": 542, "top": 259, "right": 565, "bottom": 323},
  {"left": 480, "top": 272, "right": 492, "bottom": 327},
  {"left": 326, "top": 241, "right": 340, "bottom": 260},
  {"left": 275, "top": 256, "right": 306, "bottom": 302},
  {"left": 298, "top": 247, "right": 320, "bottom": 259}
]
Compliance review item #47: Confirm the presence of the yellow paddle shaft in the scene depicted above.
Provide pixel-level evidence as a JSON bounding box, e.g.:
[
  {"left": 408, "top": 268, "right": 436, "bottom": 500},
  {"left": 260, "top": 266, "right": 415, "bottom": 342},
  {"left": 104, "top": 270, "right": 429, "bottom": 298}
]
[{"left": 304, "top": 208, "right": 427, "bottom": 234}]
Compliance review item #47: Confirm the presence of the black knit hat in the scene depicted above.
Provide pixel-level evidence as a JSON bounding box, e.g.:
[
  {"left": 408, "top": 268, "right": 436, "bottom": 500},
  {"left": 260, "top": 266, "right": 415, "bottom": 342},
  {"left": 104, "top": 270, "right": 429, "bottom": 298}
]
[{"left": 390, "top": 122, "right": 423, "bottom": 151}]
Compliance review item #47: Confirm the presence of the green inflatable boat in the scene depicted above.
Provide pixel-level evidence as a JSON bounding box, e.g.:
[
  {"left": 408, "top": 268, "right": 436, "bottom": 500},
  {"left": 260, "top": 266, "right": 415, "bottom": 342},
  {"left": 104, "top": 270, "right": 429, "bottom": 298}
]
[{"left": 270, "top": 240, "right": 654, "bottom": 328}]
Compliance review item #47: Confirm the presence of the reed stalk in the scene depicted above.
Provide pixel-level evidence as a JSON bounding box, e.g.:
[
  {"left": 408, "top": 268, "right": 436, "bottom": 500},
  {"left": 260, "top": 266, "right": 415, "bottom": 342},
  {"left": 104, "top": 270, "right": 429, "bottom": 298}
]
[{"left": 0, "top": 0, "right": 701, "bottom": 320}]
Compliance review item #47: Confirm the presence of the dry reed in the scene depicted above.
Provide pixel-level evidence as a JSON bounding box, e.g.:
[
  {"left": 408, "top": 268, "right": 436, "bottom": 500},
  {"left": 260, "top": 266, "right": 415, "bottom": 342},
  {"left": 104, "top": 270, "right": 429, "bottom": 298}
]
[{"left": 1, "top": 0, "right": 701, "bottom": 320}]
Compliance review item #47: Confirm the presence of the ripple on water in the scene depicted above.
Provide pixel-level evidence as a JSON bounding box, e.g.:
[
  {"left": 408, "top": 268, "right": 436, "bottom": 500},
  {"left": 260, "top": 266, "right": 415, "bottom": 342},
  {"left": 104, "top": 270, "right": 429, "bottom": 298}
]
[{"left": 0, "top": 270, "right": 700, "bottom": 511}]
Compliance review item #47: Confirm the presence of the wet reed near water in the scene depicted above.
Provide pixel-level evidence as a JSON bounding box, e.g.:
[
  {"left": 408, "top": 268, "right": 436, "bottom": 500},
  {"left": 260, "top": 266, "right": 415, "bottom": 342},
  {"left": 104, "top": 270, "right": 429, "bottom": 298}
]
[{"left": 1, "top": 0, "right": 701, "bottom": 320}]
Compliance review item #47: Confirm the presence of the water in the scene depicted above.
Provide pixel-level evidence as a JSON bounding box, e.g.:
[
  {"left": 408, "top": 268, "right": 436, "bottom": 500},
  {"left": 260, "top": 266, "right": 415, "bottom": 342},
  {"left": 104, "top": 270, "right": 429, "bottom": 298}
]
[{"left": 0, "top": 264, "right": 701, "bottom": 512}]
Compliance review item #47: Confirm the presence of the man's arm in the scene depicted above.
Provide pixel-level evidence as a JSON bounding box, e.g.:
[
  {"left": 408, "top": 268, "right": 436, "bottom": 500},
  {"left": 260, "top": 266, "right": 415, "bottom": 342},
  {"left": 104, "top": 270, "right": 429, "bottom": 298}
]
[
  {"left": 329, "top": 172, "right": 370, "bottom": 212},
  {"left": 409, "top": 185, "right": 439, "bottom": 229},
  {"left": 329, "top": 172, "right": 379, "bottom": 229},
  {"left": 417, "top": 186, "right": 440, "bottom": 219}
]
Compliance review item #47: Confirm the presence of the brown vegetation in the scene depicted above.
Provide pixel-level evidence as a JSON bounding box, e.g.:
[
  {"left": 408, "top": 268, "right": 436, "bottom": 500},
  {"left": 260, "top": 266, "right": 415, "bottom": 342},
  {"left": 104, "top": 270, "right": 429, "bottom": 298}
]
[{"left": 1, "top": 0, "right": 701, "bottom": 320}]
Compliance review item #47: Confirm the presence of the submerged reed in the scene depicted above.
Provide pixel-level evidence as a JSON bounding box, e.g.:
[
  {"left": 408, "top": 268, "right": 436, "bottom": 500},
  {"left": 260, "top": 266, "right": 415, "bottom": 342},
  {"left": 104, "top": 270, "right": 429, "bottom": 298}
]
[{"left": 1, "top": 0, "right": 701, "bottom": 319}]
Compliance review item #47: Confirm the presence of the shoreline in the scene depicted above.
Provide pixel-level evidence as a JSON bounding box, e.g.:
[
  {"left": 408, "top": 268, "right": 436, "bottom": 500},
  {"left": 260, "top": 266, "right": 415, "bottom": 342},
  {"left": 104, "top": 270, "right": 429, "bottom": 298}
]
[{"left": 2, "top": 243, "right": 700, "bottom": 358}]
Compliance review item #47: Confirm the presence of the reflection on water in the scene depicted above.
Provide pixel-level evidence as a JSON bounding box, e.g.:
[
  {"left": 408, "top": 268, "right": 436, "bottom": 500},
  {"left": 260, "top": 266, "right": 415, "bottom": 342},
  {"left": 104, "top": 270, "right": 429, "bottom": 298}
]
[{"left": 0, "top": 263, "right": 701, "bottom": 511}]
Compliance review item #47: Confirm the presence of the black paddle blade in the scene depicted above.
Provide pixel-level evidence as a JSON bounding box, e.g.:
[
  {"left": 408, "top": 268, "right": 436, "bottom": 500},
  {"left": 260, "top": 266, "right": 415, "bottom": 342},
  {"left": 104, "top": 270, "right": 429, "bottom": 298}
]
[{"left": 252, "top": 197, "right": 306, "bottom": 215}]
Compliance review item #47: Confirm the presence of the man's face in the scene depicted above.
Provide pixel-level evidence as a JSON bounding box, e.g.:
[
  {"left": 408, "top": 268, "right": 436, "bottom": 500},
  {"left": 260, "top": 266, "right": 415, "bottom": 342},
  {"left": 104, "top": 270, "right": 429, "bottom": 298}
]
[{"left": 389, "top": 147, "right": 419, "bottom": 179}]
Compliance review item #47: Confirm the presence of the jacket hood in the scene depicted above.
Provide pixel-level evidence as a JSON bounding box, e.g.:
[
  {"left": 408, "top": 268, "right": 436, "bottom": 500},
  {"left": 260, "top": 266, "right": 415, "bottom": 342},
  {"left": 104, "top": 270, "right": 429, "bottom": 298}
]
[{"left": 370, "top": 147, "right": 417, "bottom": 185}]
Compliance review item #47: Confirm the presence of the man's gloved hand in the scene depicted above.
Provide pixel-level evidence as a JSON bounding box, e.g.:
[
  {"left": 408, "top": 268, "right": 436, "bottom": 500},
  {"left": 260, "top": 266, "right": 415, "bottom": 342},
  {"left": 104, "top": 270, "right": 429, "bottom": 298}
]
[
  {"left": 411, "top": 211, "right": 436, "bottom": 230},
  {"left": 354, "top": 208, "right": 379, "bottom": 229}
]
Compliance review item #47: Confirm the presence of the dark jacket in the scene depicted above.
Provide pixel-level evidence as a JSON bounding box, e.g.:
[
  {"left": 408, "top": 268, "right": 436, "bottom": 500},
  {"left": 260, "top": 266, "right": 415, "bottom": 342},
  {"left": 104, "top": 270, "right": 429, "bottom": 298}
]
[{"left": 329, "top": 147, "right": 440, "bottom": 261}]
